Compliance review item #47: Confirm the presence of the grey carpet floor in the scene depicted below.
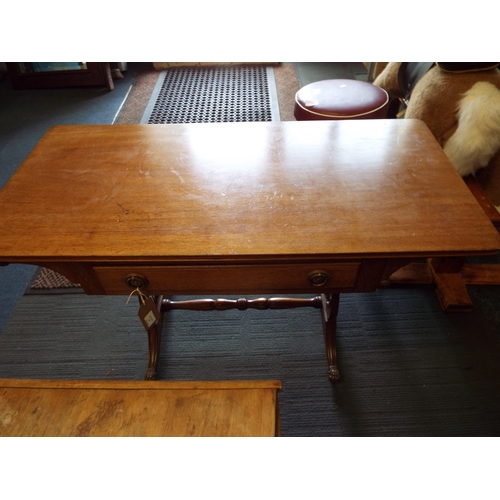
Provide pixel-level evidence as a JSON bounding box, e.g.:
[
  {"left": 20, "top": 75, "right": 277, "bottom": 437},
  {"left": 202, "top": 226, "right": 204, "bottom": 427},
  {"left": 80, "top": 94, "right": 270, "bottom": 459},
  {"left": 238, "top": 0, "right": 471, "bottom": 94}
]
[{"left": 2, "top": 286, "right": 499, "bottom": 436}]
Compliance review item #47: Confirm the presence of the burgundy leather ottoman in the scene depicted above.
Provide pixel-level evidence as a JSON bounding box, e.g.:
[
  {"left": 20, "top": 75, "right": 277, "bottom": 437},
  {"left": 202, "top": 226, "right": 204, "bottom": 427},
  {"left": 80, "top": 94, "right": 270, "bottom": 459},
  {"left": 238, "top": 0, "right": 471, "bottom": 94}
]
[{"left": 294, "top": 79, "right": 389, "bottom": 120}]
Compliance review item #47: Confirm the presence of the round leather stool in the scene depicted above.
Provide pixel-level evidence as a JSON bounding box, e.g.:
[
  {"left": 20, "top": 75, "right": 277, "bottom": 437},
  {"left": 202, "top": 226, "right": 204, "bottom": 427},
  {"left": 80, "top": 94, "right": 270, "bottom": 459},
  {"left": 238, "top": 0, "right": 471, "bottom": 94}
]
[{"left": 294, "top": 79, "right": 389, "bottom": 121}]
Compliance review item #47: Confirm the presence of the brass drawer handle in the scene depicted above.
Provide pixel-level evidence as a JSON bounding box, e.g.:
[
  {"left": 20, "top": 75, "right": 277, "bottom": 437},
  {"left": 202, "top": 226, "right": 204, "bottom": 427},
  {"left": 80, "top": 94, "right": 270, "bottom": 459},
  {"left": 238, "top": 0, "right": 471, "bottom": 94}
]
[
  {"left": 125, "top": 274, "right": 149, "bottom": 289},
  {"left": 307, "top": 271, "right": 330, "bottom": 287}
]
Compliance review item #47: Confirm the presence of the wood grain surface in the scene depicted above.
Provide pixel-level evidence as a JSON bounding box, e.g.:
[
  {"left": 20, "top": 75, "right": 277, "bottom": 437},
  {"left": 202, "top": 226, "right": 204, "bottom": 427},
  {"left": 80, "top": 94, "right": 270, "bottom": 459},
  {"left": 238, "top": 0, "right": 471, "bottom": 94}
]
[
  {"left": 0, "top": 379, "right": 281, "bottom": 437},
  {"left": 1, "top": 120, "right": 498, "bottom": 263}
]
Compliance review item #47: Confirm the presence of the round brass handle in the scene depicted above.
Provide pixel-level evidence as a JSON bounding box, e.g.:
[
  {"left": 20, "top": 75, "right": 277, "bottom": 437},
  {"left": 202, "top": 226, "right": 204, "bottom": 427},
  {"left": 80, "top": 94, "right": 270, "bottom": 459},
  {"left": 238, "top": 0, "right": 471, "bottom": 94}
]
[
  {"left": 307, "top": 270, "right": 330, "bottom": 287},
  {"left": 125, "top": 274, "right": 149, "bottom": 289}
]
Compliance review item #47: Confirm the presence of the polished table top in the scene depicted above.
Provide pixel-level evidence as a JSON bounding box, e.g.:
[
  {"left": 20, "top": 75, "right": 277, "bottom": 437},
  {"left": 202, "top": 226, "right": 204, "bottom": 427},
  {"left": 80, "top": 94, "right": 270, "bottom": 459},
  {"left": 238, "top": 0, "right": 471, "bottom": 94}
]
[{"left": 1, "top": 119, "right": 499, "bottom": 265}]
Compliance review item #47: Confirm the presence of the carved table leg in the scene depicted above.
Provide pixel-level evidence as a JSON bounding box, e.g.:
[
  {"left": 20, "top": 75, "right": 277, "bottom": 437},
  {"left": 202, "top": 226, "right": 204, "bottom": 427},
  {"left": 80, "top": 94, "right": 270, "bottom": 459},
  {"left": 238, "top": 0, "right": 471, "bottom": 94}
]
[
  {"left": 321, "top": 293, "right": 341, "bottom": 382},
  {"left": 145, "top": 295, "right": 164, "bottom": 380}
]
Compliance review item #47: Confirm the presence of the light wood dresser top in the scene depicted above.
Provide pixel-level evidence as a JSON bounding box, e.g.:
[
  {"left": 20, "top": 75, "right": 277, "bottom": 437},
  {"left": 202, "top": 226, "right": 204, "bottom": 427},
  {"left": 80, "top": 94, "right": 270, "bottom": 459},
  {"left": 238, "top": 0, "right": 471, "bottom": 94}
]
[{"left": 0, "top": 379, "right": 281, "bottom": 437}]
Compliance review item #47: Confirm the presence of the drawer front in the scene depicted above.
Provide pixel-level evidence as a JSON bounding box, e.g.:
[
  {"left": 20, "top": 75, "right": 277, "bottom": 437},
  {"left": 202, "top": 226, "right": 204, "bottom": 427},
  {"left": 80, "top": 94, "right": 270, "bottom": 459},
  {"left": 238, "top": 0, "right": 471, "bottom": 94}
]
[{"left": 93, "top": 263, "right": 361, "bottom": 295}]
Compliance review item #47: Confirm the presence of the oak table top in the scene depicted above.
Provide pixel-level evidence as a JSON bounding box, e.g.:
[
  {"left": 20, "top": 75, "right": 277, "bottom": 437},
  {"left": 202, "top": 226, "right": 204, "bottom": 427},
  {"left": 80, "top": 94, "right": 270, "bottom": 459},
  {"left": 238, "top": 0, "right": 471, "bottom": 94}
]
[
  {"left": 0, "top": 119, "right": 499, "bottom": 265},
  {"left": 0, "top": 379, "right": 281, "bottom": 437}
]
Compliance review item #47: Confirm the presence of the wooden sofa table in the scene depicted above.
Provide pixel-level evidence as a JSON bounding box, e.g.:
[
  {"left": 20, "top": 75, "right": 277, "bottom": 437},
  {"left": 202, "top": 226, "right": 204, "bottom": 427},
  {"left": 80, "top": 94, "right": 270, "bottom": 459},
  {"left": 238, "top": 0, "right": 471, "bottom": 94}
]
[
  {"left": 0, "top": 120, "right": 499, "bottom": 382},
  {"left": 0, "top": 379, "right": 281, "bottom": 437}
]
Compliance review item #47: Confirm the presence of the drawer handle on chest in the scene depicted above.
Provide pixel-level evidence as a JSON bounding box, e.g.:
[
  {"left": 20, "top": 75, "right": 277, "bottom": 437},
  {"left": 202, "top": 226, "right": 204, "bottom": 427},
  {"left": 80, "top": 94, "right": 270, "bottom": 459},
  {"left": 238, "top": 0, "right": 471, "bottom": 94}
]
[
  {"left": 125, "top": 274, "right": 149, "bottom": 289},
  {"left": 307, "top": 270, "right": 330, "bottom": 287}
]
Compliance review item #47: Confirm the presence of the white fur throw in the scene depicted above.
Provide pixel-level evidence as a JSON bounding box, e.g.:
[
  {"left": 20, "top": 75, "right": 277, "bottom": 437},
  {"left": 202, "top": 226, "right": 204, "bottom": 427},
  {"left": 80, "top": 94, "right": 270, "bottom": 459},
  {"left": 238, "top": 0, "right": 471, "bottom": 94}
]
[{"left": 444, "top": 81, "right": 500, "bottom": 177}]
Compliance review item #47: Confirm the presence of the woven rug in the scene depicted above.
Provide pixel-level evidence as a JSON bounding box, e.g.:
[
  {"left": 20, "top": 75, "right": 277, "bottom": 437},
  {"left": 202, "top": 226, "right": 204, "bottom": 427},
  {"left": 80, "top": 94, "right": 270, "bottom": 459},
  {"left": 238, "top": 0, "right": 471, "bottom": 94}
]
[
  {"left": 27, "top": 267, "right": 81, "bottom": 293},
  {"left": 27, "top": 64, "right": 300, "bottom": 292}
]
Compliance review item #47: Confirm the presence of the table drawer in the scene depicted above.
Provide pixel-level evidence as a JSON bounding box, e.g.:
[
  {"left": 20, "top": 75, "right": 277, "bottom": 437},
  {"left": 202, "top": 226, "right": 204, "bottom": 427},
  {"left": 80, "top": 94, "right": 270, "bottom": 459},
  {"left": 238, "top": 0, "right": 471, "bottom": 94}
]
[{"left": 93, "top": 262, "right": 361, "bottom": 295}]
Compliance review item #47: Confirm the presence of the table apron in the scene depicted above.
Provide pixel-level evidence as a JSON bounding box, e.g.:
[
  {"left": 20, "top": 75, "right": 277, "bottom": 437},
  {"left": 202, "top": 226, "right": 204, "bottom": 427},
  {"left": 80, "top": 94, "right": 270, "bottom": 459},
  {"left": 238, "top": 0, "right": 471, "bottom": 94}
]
[{"left": 29, "top": 259, "right": 391, "bottom": 295}]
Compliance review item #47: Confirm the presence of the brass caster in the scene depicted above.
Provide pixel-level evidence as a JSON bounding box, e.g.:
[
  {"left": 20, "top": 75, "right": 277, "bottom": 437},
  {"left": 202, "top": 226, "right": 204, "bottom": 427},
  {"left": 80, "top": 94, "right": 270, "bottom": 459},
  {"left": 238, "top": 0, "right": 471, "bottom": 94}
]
[{"left": 328, "top": 366, "right": 341, "bottom": 382}]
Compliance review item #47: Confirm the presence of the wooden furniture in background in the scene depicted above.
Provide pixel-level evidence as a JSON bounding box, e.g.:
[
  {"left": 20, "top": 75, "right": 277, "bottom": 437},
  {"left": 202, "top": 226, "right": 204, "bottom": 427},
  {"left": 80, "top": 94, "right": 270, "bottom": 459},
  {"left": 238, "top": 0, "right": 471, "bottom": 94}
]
[
  {"left": 5, "top": 62, "right": 114, "bottom": 90},
  {"left": 463, "top": 175, "right": 500, "bottom": 230},
  {"left": 0, "top": 379, "right": 281, "bottom": 437},
  {"left": 386, "top": 174, "right": 500, "bottom": 311},
  {"left": 0, "top": 120, "right": 499, "bottom": 381}
]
